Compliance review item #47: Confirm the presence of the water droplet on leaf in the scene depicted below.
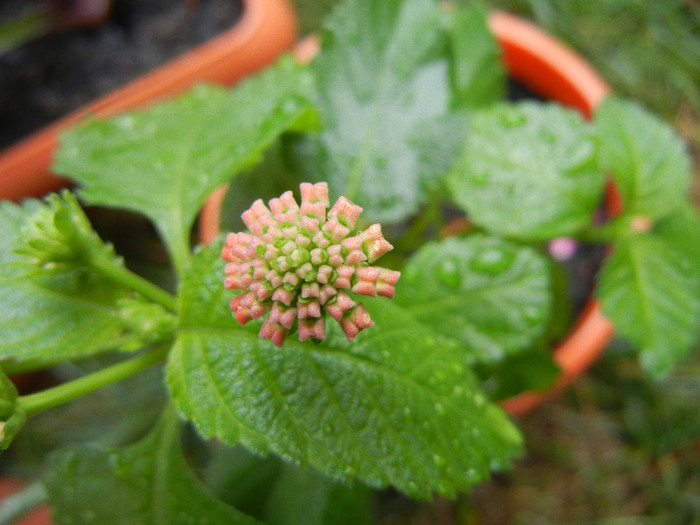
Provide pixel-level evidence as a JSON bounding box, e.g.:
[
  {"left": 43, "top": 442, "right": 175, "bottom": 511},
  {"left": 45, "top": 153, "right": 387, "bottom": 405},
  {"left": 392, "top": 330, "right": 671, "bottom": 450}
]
[
  {"left": 469, "top": 247, "right": 515, "bottom": 275},
  {"left": 437, "top": 257, "right": 462, "bottom": 288},
  {"left": 500, "top": 110, "right": 526, "bottom": 128}
]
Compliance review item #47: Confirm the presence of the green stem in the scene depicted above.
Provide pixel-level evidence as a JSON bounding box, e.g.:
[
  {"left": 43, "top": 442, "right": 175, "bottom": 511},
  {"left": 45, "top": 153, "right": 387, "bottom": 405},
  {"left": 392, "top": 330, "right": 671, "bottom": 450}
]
[
  {"left": 17, "top": 346, "right": 169, "bottom": 417},
  {"left": 93, "top": 257, "right": 178, "bottom": 312}
]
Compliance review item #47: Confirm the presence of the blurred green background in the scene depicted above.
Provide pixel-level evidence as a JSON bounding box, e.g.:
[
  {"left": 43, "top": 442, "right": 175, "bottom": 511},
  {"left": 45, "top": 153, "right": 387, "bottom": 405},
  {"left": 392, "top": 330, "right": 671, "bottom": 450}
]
[{"left": 292, "top": 0, "right": 700, "bottom": 523}]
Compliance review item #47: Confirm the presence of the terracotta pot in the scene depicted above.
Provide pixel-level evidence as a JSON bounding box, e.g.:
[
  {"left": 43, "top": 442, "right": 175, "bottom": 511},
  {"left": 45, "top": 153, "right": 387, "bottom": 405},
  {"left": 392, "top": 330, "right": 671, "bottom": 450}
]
[
  {"left": 199, "top": 11, "right": 620, "bottom": 417},
  {"left": 0, "top": 0, "right": 298, "bottom": 202}
]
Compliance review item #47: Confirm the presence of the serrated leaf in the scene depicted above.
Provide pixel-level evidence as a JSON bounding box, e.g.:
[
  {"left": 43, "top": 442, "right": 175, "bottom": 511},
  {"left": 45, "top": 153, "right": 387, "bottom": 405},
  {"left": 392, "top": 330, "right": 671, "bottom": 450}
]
[
  {"left": 44, "top": 408, "right": 260, "bottom": 525},
  {"left": 299, "top": 0, "right": 452, "bottom": 223},
  {"left": 448, "top": 3, "right": 506, "bottom": 108},
  {"left": 446, "top": 102, "right": 605, "bottom": 240},
  {"left": 595, "top": 97, "right": 692, "bottom": 219},
  {"left": 53, "top": 56, "right": 317, "bottom": 274},
  {"left": 597, "top": 234, "right": 700, "bottom": 377},
  {"left": 167, "top": 243, "right": 522, "bottom": 499},
  {"left": 394, "top": 234, "right": 551, "bottom": 362},
  {"left": 654, "top": 203, "right": 700, "bottom": 274},
  {"left": 0, "top": 200, "right": 134, "bottom": 364}
]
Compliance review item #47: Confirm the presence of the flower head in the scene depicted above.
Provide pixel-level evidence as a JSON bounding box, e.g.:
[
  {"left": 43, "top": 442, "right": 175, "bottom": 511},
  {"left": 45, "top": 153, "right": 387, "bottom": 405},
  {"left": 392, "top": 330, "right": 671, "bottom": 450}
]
[{"left": 222, "top": 183, "right": 400, "bottom": 347}]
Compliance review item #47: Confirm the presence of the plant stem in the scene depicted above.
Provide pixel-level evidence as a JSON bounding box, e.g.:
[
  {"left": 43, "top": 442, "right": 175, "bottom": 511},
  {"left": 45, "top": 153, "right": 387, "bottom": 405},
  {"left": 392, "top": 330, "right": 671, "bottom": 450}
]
[
  {"left": 17, "top": 346, "right": 169, "bottom": 417},
  {"left": 93, "top": 257, "right": 178, "bottom": 312}
]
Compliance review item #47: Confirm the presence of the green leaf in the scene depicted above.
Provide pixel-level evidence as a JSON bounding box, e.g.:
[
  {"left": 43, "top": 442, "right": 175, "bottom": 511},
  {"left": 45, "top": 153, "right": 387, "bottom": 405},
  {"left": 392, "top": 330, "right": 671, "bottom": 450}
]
[
  {"left": 654, "top": 203, "right": 700, "bottom": 274},
  {"left": 53, "top": 56, "right": 317, "bottom": 274},
  {"left": 0, "top": 200, "right": 135, "bottom": 364},
  {"left": 44, "top": 407, "right": 260, "bottom": 525},
  {"left": 263, "top": 464, "right": 374, "bottom": 525},
  {"left": 595, "top": 97, "right": 692, "bottom": 219},
  {"left": 597, "top": 234, "right": 700, "bottom": 377},
  {"left": 204, "top": 446, "right": 374, "bottom": 525},
  {"left": 167, "top": 243, "right": 522, "bottom": 499},
  {"left": 395, "top": 234, "right": 552, "bottom": 362},
  {"left": 299, "top": 0, "right": 452, "bottom": 223},
  {"left": 446, "top": 102, "right": 605, "bottom": 240},
  {"left": 476, "top": 346, "right": 560, "bottom": 401},
  {"left": 447, "top": 3, "right": 506, "bottom": 108}
]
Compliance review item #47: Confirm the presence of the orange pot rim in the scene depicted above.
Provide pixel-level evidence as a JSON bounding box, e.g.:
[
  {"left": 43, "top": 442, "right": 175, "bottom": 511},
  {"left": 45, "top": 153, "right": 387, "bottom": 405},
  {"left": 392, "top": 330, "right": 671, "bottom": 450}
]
[
  {"left": 200, "top": 11, "right": 618, "bottom": 417},
  {"left": 0, "top": 0, "right": 298, "bottom": 202}
]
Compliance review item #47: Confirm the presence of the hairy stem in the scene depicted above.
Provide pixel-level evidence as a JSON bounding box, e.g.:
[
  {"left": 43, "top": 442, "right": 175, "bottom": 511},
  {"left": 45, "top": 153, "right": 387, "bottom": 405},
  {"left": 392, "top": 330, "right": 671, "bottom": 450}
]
[
  {"left": 93, "top": 257, "right": 178, "bottom": 312},
  {"left": 17, "top": 346, "right": 169, "bottom": 417}
]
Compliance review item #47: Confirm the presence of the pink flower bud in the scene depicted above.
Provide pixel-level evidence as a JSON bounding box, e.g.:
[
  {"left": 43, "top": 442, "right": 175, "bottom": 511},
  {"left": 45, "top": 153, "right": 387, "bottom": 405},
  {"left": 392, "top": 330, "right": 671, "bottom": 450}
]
[
  {"left": 340, "top": 304, "right": 374, "bottom": 341},
  {"left": 223, "top": 183, "right": 399, "bottom": 346},
  {"left": 360, "top": 224, "right": 393, "bottom": 263}
]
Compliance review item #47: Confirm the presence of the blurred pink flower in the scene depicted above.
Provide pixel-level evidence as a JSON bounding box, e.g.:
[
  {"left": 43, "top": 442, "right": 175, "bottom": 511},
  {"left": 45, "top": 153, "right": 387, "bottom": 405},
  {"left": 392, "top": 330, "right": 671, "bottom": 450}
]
[{"left": 222, "top": 182, "right": 400, "bottom": 347}]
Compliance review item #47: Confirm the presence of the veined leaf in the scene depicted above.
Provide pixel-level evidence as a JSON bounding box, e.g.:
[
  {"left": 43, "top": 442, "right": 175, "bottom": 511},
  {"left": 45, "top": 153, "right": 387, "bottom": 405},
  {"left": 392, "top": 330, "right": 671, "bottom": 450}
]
[
  {"left": 0, "top": 200, "right": 133, "bottom": 364},
  {"left": 595, "top": 97, "right": 692, "bottom": 220},
  {"left": 654, "top": 203, "right": 700, "bottom": 274},
  {"left": 446, "top": 102, "right": 605, "bottom": 240},
  {"left": 597, "top": 234, "right": 700, "bottom": 377},
  {"left": 44, "top": 408, "right": 260, "bottom": 525},
  {"left": 395, "top": 234, "right": 551, "bottom": 362},
  {"left": 167, "top": 243, "right": 522, "bottom": 499},
  {"left": 299, "top": 0, "right": 452, "bottom": 223},
  {"left": 53, "top": 56, "right": 317, "bottom": 274}
]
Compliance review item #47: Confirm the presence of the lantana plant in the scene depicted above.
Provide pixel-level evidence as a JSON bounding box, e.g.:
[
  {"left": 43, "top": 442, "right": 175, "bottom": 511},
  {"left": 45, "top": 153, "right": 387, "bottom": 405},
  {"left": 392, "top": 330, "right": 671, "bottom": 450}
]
[
  {"left": 223, "top": 182, "right": 400, "bottom": 346},
  {"left": 0, "top": 0, "right": 698, "bottom": 523}
]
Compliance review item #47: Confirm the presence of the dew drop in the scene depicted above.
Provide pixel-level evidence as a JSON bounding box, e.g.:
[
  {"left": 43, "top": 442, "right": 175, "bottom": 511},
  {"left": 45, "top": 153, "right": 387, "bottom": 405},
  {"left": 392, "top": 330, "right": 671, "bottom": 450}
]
[
  {"left": 436, "top": 257, "right": 462, "bottom": 288},
  {"left": 500, "top": 110, "right": 526, "bottom": 128},
  {"left": 406, "top": 481, "right": 420, "bottom": 494},
  {"left": 433, "top": 454, "right": 447, "bottom": 467},
  {"left": 523, "top": 305, "right": 545, "bottom": 326},
  {"left": 469, "top": 247, "right": 515, "bottom": 275},
  {"left": 434, "top": 402, "right": 445, "bottom": 415}
]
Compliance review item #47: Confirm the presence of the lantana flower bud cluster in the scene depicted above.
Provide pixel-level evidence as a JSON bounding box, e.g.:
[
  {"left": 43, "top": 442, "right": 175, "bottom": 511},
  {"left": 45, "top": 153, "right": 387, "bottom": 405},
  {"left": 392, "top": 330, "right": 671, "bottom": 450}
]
[{"left": 222, "top": 182, "right": 400, "bottom": 347}]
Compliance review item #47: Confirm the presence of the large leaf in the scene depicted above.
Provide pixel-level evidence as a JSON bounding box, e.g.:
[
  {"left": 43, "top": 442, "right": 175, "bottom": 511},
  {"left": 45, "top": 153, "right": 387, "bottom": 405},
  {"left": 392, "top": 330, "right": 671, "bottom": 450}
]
[
  {"left": 299, "top": 0, "right": 452, "bottom": 223},
  {"left": 446, "top": 102, "right": 605, "bottom": 240},
  {"left": 167, "top": 243, "right": 522, "bottom": 499},
  {"left": 394, "top": 234, "right": 551, "bottom": 362},
  {"left": 53, "top": 56, "right": 317, "bottom": 273},
  {"left": 595, "top": 97, "right": 692, "bottom": 220},
  {"left": 204, "top": 446, "right": 374, "bottom": 525},
  {"left": 0, "top": 200, "right": 134, "bottom": 364},
  {"left": 597, "top": 234, "right": 700, "bottom": 377},
  {"left": 44, "top": 408, "right": 259, "bottom": 525}
]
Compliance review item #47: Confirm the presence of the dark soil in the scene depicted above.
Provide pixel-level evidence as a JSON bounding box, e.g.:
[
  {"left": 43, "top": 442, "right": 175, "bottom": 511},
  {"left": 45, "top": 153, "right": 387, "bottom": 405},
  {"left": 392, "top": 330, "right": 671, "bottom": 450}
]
[{"left": 0, "top": 0, "right": 243, "bottom": 149}]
